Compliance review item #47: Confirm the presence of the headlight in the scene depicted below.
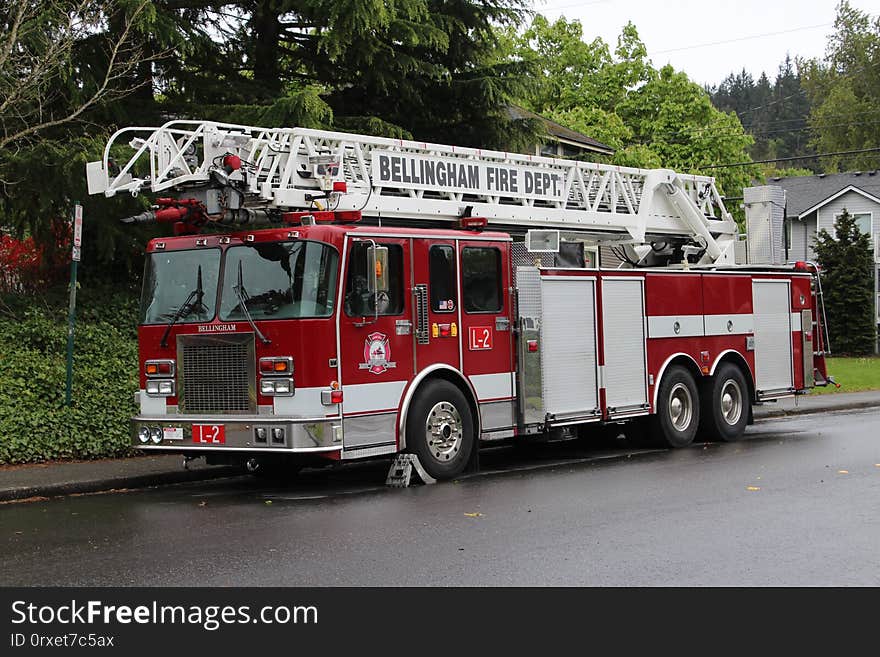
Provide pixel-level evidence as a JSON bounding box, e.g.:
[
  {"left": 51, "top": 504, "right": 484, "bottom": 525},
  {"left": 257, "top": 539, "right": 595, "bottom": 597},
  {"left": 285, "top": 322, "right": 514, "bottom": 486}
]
[
  {"left": 149, "top": 427, "right": 162, "bottom": 444},
  {"left": 138, "top": 427, "right": 150, "bottom": 444},
  {"left": 146, "top": 380, "right": 175, "bottom": 396},
  {"left": 260, "top": 378, "right": 294, "bottom": 396}
]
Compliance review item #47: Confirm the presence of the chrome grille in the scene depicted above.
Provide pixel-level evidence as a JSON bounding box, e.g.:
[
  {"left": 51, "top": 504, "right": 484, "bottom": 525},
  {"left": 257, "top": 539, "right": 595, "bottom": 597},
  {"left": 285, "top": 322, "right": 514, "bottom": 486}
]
[{"left": 178, "top": 334, "right": 255, "bottom": 414}]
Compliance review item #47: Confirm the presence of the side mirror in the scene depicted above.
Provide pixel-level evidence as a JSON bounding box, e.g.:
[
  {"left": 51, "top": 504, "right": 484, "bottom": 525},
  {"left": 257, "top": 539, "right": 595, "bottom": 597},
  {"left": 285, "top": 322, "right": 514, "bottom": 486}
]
[{"left": 366, "top": 245, "right": 389, "bottom": 293}]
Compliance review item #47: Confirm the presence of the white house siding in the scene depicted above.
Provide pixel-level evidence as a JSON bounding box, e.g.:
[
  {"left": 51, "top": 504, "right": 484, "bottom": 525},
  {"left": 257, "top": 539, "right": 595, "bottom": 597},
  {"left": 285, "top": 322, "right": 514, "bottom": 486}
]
[
  {"left": 805, "top": 216, "right": 817, "bottom": 261},
  {"left": 815, "top": 189, "right": 879, "bottom": 262},
  {"left": 788, "top": 214, "right": 817, "bottom": 261},
  {"left": 789, "top": 216, "right": 808, "bottom": 260}
]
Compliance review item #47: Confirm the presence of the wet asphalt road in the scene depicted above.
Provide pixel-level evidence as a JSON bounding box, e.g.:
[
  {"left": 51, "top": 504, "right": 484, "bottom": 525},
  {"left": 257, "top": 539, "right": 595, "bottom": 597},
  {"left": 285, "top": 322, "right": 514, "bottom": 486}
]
[{"left": 2, "top": 408, "right": 879, "bottom": 586}]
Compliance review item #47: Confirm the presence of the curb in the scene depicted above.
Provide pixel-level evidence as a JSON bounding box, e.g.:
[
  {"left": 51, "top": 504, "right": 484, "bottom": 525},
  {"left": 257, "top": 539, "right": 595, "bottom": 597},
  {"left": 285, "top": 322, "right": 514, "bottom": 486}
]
[
  {"left": 753, "top": 400, "right": 880, "bottom": 421},
  {"left": 0, "top": 465, "right": 242, "bottom": 503}
]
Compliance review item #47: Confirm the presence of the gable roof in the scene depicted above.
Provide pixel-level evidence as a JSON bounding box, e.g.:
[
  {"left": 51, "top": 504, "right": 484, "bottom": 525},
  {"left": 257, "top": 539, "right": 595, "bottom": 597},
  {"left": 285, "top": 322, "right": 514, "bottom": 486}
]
[
  {"left": 507, "top": 105, "right": 614, "bottom": 155},
  {"left": 768, "top": 171, "right": 880, "bottom": 217},
  {"left": 798, "top": 185, "right": 880, "bottom": 218}
]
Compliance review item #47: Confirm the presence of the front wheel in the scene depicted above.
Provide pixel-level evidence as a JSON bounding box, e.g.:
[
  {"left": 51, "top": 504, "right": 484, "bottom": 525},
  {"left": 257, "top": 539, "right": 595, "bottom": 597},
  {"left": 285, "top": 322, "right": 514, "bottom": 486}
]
[
  {"left": 650, "top": 365, "right": 700, "bottom": 448},
  {"left": 699, "top": 362, "right": 750, "bottom": 442},
  {"left": 406, "top": 380, "right": 476, "bottom": 480}
]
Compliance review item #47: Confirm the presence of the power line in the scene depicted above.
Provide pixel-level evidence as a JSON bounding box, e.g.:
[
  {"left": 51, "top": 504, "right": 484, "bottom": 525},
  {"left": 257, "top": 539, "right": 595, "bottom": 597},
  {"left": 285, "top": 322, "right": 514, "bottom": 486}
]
[
  {"left": 649, "top": 23, "right": 832, "bottom": 56},
  {"left": 532, "top": 0, "right": 612, "bottom": 12},
  {"left": 701, "top": 147, "right": 880, "bottom": 169}
]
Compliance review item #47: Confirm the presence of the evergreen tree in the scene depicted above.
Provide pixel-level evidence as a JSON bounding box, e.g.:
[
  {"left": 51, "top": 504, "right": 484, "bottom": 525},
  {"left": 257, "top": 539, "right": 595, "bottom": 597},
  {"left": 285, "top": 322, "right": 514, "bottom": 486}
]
[{"left": 813, "top": 209, "right": 877, "bottom": 355}]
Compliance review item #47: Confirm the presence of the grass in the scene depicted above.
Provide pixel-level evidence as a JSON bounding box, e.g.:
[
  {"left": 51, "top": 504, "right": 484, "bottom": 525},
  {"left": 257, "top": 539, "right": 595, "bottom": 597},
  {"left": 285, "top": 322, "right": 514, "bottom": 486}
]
[{"left": 812, "top": 356, "right": 880, "bottom": 394}]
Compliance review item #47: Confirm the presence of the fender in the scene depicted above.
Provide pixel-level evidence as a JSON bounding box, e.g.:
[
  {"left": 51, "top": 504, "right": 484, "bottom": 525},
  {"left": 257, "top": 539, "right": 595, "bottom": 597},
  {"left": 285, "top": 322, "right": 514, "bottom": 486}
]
[
  {"left": 709, "top": 349, "right": 755, "bottom": 396},
  {"left": 710, "top": 348, "right": 754, "bottom": 379},
  {"left": 397, "top": 364, "right": 481, "bottom": 451},
  {"left": 652, "top": 352, "right": 701, "bottom": 411}
]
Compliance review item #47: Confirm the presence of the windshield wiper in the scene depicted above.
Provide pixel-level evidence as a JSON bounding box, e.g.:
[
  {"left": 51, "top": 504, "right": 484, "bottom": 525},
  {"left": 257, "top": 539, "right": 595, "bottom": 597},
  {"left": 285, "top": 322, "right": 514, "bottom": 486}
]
[
  {"left": 160, "top": 265, "right": 208, "bottom": 348},
  {"left": 233, "top": 260, "right": 271, "bottom": 345}
]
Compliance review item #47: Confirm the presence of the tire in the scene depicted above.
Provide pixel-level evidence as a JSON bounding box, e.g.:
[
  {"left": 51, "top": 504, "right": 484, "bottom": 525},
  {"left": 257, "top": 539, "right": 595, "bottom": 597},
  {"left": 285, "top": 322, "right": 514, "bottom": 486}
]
[
  {"left": 699, "top": 362, "right": 750, "bottom": 442},
  {"left": 650, "top": 365, "right": 700, "bottom": 448},
  {"left": 406, "top": 379, "right": 476, "bottom": 480}
]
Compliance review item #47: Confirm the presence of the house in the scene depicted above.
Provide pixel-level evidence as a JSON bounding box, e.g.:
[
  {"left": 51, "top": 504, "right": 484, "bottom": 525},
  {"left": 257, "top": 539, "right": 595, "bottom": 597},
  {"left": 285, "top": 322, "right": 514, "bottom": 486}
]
[
  {"left": 745, "top": 171, "right": 880, "bottom": 352},
  {"left": 507, "top": 105, "right": 615, "bottom": 159}
]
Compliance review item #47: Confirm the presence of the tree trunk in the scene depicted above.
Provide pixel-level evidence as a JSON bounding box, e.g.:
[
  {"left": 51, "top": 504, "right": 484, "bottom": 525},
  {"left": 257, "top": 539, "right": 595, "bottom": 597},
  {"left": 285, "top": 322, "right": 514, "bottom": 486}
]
[{"left": 252, "top": 0, "right": 282, "bottom": 96}]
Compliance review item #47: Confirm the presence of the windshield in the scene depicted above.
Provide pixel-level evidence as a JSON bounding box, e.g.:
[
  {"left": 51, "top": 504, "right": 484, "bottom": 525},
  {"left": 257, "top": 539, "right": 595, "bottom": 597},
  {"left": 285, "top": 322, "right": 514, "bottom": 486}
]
[
  {"left": 140, "top": 249, "right": 220, "bottom": 324},
  {"left": 219, "top": 241, "right": 339, "bottom": 320}
]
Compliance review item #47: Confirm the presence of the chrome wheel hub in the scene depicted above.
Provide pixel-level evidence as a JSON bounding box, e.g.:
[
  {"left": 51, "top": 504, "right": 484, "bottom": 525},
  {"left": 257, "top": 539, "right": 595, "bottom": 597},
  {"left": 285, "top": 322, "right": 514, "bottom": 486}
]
[
  {"left": 720, "top": 379, "right": 743, "bottom": 425},
  {"left": 668, "top": 382, "right": 693, "bottom": 432},
  {"left": 425, "top": 402, "right": 463, "bottom": 462}
]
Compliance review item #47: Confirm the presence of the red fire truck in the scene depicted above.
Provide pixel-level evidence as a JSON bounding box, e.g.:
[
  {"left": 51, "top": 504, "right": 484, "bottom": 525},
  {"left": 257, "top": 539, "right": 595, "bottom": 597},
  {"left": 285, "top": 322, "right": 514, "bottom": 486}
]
[{"left": 86, "top": 121, "right": 830, "bottom": 481}]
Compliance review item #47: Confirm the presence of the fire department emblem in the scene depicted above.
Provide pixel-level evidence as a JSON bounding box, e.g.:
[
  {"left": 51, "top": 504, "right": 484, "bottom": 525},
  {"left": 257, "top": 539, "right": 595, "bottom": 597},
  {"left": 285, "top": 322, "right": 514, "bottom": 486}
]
[{"left": 360, "top": 332, "right": 396, "bottom": 374}]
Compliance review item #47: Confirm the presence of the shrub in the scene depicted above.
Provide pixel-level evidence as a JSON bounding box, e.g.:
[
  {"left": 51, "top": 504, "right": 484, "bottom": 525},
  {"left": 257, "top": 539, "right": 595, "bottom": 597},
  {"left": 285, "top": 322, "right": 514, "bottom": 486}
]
[{"left": 0, "top": 284, "right": 140, "bottom": 464}]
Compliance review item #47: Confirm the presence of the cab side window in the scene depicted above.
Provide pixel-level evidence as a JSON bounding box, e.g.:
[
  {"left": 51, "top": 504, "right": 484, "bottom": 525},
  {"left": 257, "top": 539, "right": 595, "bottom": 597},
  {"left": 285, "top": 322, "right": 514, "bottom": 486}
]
[
  {"left": 430, "top": 245, "right": 457, "bottom": 312},
  {"left": 462, "top": 247, "right": 502, "bottom": 313},
  {"left": 344, "top": 242, "right": 404, "bottom": 316}
]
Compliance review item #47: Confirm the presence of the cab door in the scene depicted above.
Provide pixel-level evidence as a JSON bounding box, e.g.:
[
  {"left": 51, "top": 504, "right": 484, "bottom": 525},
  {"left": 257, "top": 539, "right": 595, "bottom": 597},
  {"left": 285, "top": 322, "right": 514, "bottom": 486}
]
[
  {"left": 339, "top": 236, "right": 414, "bottom": 452},
  {"left": 457, "top": 240, "right": 515, "bottom": 431},
  {"left": 411, "top": 240, "right": 461, "bottom": 372}
]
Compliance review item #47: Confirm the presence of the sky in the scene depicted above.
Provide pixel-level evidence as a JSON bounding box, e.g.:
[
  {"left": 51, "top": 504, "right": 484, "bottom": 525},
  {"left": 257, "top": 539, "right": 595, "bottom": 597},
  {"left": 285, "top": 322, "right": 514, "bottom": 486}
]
[{"left": 530, "top": 0, "right": 879, "bottom": 87}]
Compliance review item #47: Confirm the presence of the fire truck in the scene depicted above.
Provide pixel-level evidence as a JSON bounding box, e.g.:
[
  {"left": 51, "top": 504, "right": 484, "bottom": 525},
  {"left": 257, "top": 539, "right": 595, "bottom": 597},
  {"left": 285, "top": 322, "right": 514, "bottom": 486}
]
[{"left": 86, "top": 120, "right": 830, "bottom": 481}]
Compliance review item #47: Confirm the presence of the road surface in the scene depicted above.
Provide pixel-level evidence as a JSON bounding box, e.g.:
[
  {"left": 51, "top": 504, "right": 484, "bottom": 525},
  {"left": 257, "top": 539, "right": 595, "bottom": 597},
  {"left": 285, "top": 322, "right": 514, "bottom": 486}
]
[{"left": 2, "top": 407, "right": 879, "bottom": 586}]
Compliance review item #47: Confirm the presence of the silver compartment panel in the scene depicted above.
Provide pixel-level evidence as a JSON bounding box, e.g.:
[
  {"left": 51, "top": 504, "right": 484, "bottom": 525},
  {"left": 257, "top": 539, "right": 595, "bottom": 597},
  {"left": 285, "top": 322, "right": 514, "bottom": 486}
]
[{"left": 539, "top": 276, "right": 599, "bottom": 419}]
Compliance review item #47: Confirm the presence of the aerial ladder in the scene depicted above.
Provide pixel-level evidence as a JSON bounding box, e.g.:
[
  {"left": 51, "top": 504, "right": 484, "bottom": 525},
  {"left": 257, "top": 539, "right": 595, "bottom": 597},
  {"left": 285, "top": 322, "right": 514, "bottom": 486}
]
[{"left": 86, "top": 119, "right": 739, "bottom": 266}]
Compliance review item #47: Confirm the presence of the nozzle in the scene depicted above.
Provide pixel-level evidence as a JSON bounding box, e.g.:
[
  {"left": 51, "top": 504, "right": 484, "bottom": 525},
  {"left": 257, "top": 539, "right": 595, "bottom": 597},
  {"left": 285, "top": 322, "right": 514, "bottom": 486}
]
[{"left": 120, "top": 210, "right": 157, "bottom": 224}]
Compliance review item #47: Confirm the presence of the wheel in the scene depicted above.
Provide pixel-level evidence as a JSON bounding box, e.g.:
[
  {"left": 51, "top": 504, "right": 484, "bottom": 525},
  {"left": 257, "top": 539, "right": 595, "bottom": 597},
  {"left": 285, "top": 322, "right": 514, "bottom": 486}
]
[
  {"left": 699, "top": 362, "right": 750, "bottom": 442},
  {"left": 406, "top": 379, "right": 475, "bottom": 480},
  {"left": 650, "top": 365, "right": 700, "bottom": 448}
]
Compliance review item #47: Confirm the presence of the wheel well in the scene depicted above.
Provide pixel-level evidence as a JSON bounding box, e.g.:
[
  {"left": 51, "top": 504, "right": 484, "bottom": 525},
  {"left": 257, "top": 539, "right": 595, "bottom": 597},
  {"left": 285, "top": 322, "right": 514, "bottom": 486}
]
[
  {"left": 653, "top": 353, "right": 702, "bottom": 410},
  {"left": 399, "top": 366, "right": 480, "bottom": 450}
]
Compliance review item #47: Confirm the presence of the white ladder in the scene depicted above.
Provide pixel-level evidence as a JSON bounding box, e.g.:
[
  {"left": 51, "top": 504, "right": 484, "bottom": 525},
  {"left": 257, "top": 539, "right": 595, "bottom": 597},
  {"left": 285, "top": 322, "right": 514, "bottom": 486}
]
[{"left": 86, "top": 120, "right": 738, "bottom": 263}]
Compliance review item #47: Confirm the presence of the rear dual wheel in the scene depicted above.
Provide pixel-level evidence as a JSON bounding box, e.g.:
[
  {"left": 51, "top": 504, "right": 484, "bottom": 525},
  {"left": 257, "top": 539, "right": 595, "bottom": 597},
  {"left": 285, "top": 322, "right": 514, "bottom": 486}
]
[
  {"left": 699, "top": 362, "right": 750, "bottom": 442},
  {"left": 649, "top": 365, "right": 700, "bottom": 448}
]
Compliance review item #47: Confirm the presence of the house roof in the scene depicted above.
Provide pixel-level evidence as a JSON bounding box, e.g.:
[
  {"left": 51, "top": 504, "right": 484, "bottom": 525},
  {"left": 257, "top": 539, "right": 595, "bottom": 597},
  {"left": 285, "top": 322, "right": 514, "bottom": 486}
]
[
  {"left": 768, "top": 171, "right": 880, "bottom": 218},
  {"left": 507, "top": 105, "right": 614, "bottom": 155}
]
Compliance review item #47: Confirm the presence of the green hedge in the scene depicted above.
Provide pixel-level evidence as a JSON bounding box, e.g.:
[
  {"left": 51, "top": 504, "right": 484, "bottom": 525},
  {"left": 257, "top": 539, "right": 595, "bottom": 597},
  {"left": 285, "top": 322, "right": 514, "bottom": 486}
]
[{"left": 0, "top": 285, "right": 140, "bottom": 464}]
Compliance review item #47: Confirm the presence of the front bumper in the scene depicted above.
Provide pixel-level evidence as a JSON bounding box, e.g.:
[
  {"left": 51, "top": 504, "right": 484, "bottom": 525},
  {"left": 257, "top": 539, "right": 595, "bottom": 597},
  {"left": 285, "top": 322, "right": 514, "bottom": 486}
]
[{"left": 132, "top": 415, "right": 343, "bottom": 453}]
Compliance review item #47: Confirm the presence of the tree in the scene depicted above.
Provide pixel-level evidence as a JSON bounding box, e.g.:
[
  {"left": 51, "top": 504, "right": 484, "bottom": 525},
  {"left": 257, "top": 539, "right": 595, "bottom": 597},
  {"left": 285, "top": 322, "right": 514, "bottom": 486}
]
[
  {"left": 813, "top": 209, "right": 876, "bottom": 355},
  {"left": 0, "top": 0, "right": 537, "bottom": 282},
  {"left": 0, "top": 1, "right": 157, "bottom": 152},
  {"left": 0, "top": 1, "right": 164, "bottom": 279},
  {"left": 801, "top": 1, "right": 880, "bottom": 172},
  {"left": 709, "top": 57, "right": 813, "bottom": 168},
  {"left": 499, "top": 15, "right": 757, "bottom": 202}
]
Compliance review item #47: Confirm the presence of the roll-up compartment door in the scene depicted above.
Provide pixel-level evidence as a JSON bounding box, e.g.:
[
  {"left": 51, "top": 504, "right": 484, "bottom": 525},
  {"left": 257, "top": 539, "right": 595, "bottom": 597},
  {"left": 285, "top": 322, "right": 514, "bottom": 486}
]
[
  {"left": 540, "top": 277, "right": 599, "bottom": 419},
  {"left": 752, "top": 280, "right": 793, "bottom": 393},
  {"left": 602, "top": 277, "right": 648, "bottom": 414}
]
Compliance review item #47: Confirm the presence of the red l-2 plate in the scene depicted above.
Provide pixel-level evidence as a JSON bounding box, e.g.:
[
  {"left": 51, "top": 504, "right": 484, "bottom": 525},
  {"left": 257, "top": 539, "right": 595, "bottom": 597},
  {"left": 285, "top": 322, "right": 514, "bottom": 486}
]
[
  {"left": 468, "top": 326, "right": 493, "bottom": 351},
  {"left": 192, "top": 424, "right": 225, "bottom": 444}
]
